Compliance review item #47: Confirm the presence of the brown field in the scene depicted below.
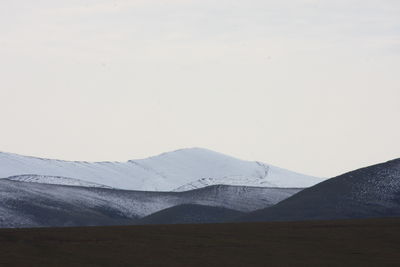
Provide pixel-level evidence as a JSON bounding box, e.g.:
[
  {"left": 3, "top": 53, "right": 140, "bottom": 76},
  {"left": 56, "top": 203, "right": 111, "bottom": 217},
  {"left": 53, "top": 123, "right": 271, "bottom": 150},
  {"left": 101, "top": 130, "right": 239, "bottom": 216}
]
[{"left": 1, "top": 218, "right": 400, "bottom": 267}]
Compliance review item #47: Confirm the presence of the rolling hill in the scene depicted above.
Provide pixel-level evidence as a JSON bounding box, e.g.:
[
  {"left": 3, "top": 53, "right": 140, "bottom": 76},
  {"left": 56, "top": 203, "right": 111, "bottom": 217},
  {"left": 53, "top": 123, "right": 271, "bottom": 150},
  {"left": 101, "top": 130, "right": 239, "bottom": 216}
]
[
  {"left": 239, "top": 158, "right": 400, "bottom": 222},
  {"left": 0, "top": 179, "right": 300, "bottom": 228}
]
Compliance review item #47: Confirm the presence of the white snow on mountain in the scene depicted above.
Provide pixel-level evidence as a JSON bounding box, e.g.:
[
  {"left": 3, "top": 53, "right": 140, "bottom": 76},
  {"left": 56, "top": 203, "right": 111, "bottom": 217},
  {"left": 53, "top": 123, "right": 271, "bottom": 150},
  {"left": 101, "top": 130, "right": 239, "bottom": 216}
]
[
  {"left": 173, "top": 163, "right": 319, "bottom": 191},
  {"left": 5, "top": 174, "right": 112, "bottom": 188},
  {"left": 0, "top": 148, "right": 323, "bottom": 191}
]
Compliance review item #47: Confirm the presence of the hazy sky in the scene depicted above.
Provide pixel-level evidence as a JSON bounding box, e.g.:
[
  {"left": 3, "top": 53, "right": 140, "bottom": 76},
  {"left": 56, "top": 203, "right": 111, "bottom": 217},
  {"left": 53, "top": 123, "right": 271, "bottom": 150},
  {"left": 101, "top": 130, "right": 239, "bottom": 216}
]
[{"left": 0, "top": 0, "right": 399, "bottom": 177}]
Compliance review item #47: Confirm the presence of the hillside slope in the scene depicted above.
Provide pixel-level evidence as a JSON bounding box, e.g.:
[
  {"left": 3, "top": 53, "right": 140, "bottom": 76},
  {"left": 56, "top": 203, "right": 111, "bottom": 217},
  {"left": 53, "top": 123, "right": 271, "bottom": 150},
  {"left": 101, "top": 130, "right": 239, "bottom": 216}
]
[
  {"left": 0, "top": 180, "right": 300, "bottom": 228},
  {"left": 240, "top": 158, "right": 400, "bottom": 222}
]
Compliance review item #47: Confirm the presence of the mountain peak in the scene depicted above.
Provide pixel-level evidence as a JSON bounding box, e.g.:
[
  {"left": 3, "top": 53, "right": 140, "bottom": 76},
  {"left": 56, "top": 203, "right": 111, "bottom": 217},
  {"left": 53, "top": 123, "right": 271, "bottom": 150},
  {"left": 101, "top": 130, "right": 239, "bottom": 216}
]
[
  {"left": 0, "top": 148, "right": 323, "bottom": 191},
  {"left": 143, "top": 147, "right": 229, "bottom": 160}
]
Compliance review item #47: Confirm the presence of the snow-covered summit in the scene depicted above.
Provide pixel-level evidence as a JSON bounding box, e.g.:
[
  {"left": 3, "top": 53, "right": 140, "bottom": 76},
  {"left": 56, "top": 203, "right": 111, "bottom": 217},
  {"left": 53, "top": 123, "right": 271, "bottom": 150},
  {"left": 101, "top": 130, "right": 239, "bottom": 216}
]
[{"left": 0, "top": 148, "right": 323, "bottom": 191}]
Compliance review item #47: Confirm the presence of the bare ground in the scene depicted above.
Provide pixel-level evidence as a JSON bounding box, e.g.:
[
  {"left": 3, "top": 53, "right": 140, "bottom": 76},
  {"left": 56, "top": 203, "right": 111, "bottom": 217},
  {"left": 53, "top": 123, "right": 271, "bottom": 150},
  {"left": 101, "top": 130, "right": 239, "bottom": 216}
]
[{"left": 0, "top": 218, "right": 399, "bottom": 267}]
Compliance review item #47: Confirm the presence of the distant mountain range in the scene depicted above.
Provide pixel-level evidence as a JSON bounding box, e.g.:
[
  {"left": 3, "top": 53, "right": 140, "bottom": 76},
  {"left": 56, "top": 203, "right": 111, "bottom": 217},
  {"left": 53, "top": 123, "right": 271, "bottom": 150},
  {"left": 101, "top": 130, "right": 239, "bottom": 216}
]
[
  {"left": 0, "top": 148, "right": 398, "bottom": 228},
  {"left": 0, "top": 148, "right": 322, "bottom": 191}
]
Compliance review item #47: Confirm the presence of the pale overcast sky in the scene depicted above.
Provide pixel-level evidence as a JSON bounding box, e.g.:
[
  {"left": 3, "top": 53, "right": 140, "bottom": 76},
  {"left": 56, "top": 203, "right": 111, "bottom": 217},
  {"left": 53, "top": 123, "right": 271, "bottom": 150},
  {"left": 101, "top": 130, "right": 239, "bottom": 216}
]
[{"left": 0, "top": 0, "right": 399, "bottom": 177}]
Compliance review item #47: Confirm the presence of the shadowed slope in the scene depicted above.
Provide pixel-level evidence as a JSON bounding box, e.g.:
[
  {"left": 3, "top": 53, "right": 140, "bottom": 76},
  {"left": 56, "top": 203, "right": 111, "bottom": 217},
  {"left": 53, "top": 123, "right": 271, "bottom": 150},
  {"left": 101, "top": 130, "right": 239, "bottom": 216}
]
[
  {"left": 0, "top": 180, "right": 299, "bottom": 228},
  {"left": 139, "top": 204, "right": 244, "bottom": 224},
  {"left": 240, "top": 158, "right": 400, "bottom": 222}
]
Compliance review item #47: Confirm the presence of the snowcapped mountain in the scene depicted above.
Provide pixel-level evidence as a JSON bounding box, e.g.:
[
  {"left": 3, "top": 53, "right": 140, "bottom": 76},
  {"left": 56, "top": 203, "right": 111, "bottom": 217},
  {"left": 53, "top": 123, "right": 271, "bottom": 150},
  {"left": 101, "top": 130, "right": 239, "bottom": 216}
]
[{"left": 0, "top": 148, "right": 323, "bottom": 191}]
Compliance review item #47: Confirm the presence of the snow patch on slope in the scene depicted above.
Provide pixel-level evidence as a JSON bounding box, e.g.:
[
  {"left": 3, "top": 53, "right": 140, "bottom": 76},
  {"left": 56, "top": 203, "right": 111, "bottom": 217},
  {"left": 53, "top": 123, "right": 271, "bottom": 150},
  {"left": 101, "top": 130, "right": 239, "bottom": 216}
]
[
  {"left": 174, "top": 162, "right": 322, "bottom": 191},
  {"left": 6, "top": 174, "right": 112, "bottom": 188}
]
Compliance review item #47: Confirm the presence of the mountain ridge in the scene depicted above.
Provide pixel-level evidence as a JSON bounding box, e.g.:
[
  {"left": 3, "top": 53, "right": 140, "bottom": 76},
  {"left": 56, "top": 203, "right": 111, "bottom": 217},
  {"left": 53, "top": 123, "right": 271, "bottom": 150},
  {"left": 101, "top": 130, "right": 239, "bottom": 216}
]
[{"left": 0, "top": 147, "right": 322, "bottom": 191}]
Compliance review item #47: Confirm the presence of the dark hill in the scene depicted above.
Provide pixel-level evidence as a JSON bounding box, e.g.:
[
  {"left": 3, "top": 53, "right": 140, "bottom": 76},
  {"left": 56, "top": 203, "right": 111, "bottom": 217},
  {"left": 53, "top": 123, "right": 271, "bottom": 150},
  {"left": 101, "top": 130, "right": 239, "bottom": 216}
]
[{"left": 240, "top": 158, "right": 400, "bottom": 222}]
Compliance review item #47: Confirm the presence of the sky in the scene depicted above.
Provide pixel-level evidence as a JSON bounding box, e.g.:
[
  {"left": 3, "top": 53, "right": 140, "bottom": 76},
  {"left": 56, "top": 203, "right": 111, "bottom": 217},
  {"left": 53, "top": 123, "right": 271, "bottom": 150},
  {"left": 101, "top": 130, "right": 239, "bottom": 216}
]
[{"left": 0, "top": 0, "right": 399, "bottom": 178}]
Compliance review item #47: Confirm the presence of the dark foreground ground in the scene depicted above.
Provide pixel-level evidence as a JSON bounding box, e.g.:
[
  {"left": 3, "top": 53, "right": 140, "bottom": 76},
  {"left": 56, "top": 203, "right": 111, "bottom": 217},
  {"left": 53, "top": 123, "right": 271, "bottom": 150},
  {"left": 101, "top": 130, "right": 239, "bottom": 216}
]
[{"left": 1, "top": 218, "right": 400, "bottom": 267}]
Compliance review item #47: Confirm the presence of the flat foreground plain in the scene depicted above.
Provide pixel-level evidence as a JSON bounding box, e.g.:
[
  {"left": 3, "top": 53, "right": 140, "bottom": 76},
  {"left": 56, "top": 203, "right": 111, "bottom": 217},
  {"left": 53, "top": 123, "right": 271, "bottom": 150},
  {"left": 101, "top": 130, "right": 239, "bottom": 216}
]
[{"left": 0, "top": 218, "right": 399, "bottom": 267}]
